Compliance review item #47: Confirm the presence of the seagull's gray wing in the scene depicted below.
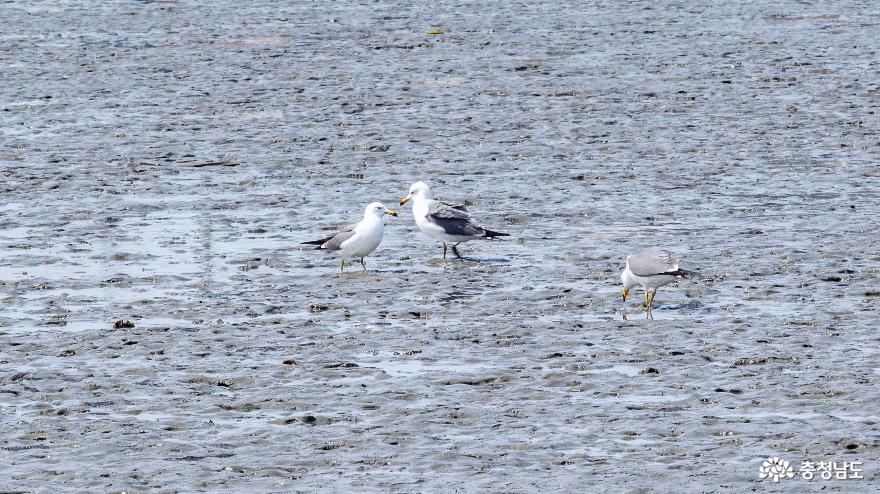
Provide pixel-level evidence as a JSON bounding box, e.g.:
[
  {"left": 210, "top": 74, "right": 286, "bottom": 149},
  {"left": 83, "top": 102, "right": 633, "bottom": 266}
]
[
  {"left": 628, "top": 249, "right": 680, "bottom": 276},
  {"left": 442, "top": 201, "right": 468, "bottom": 213},
  {"left": 302, "top": 223, "right": 357, "bottom": 250},
  {"left": 428, "top": 201, "right": 471, "bottom": 219},
  {"left": 320, "top": 228, "right": 357, "bottom": 251},
  {"left": 427, "top": 200, "right": 485, "bottom": 237}
]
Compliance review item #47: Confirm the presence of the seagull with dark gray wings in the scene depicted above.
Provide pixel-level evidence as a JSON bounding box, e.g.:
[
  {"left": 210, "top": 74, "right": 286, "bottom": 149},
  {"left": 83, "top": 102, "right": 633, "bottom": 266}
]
[{"left": 399, "top": 181, "right": 509, "bottom": 259}]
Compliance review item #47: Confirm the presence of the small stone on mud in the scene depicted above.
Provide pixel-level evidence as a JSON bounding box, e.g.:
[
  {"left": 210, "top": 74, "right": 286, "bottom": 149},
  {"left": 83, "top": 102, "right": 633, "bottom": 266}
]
[
  {"left": 733, "top": 357, "right": 768, "bottom": 366},
  {"left": 114, "top": 320, "right": 135, "bottom": 329},
  {"left": 837, "top": 438, "right": 867, "bottom": 451},
  {"left": 282, "top": 359, "right": 296, "bottom": 365},
  {"left": 324, "top": 362, "right": 358, "bottom": 368},
  {"left": 714, "top": 388, "right": 743, "bottom": 394},
  {"left": 56, "top": 349, "right": 75, "bottom": 357}
]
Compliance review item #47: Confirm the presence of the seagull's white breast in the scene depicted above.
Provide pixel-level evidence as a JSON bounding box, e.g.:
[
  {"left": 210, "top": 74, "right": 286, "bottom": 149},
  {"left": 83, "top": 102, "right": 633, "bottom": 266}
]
[{"left": 337, "top": 220, "right": 384, "bottom": 259}]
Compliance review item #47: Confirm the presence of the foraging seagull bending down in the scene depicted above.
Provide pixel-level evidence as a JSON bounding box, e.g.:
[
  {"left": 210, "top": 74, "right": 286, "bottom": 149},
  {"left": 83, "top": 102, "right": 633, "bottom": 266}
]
[
  {"left": 621, "top": 249, "right": 695, "bottom": 309},
  {"left": 399, "top": 181, "right": 509, "bottom": 259},
  {"left": 302, "top": 202, "right": 397, "bottom": 271}
]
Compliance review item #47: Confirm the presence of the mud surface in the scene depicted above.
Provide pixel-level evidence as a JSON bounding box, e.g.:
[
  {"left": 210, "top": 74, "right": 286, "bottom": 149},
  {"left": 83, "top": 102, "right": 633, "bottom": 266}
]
[{"left": 2, "top": 1, "right": 880, "bottom": 492}]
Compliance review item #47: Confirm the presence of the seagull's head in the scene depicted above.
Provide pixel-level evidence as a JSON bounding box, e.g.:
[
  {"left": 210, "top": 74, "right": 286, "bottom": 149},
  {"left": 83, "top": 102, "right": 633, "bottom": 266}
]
[
  {"left": 364, "top": 202, "right": 398, "bottom": 222},
  {"left": 400, "top": 181, "right": 429, "bottom": 206},
  {"left": 621, "top": 265, "right": 636, "bottom": 301}
]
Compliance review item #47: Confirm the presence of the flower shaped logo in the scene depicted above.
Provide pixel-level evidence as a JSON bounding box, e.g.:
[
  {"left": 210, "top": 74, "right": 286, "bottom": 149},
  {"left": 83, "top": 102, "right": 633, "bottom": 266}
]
[{"left": 759, "top": 457, "right": 795, "bottom": 482}]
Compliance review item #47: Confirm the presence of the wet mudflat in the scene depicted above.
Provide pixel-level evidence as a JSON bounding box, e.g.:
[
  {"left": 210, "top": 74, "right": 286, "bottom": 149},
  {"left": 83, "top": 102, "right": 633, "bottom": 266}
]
[{"left": 1, "top": 0, "right": 879, "bottom": 492}]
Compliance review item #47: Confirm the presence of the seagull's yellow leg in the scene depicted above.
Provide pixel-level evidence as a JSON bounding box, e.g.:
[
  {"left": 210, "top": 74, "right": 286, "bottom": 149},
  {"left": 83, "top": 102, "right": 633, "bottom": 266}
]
[
  {"left": 649, "top": 289, "right": 658, "bottom": 308},
  {"left": 360, "top": 258, "right": 367, "bottom": 270},
  {"left": 443, "top": 243, "right": 448, "bottom": 259},
  {"left": 340, "top": 259, "right": 345, "bottom": 272},
  {"left": 644, "top": 290, "right": 650, "bottom": 308}
]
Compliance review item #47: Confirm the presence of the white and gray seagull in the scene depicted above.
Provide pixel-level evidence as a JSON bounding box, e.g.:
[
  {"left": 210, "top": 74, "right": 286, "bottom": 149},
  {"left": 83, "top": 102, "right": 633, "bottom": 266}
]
[
  {"left": 399, "top": 181, "right": 509, "bottom": 259},
  {"left": 302, "top": 202, "right": 397, "bottom": 272},
  {"left": 621, "top": 249, "right": 695, "bottom": 309}
]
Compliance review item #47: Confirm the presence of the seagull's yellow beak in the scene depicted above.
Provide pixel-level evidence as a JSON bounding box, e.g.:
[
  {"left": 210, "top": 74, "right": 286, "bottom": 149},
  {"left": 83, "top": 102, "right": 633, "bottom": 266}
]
[
  {"left": 622, "top": 288, "right": 629, "bottom": 301},
  {"left": 399, "top": 195, "right": 411, "bottom": 206},
  {"left": 385, "top": 210, "right": 398, "bottom": 217}
]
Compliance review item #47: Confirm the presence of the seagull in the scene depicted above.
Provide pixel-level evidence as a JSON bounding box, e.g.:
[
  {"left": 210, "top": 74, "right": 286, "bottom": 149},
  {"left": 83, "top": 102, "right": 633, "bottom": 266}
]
[
  {"left": 302, "top": 202, "right": 397, "bottom": 272},
  {"left": 621, "top": 249, "right": 695, "bottom": 309},
  {"left": 399, "top": 181, "right": 509, "bottom": 259}
]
